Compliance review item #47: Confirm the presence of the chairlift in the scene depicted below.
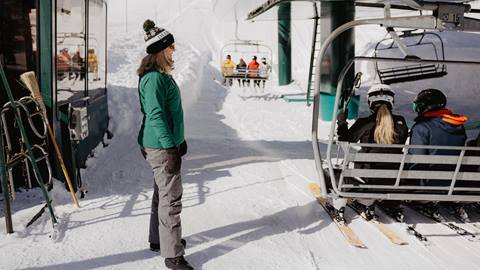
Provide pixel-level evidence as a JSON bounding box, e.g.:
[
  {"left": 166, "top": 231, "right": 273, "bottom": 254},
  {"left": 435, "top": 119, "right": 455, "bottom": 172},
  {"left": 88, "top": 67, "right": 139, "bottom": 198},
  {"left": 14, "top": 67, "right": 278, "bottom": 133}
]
[
  {"left": 310, "top": 5, "right": 480, "bottom": 203},
  {"left": 220, "top": 40, "right": 273, "bottom": 86},
  {"left": 374, "top": 30, "right": 448, "bottom": 84}
]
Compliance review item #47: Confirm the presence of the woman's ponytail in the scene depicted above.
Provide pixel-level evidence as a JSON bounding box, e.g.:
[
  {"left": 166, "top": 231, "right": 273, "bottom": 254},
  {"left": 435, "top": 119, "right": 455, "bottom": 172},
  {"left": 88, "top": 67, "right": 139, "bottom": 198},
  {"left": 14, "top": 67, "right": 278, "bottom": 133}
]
[{"left": 374, "top": 104, "right": 397, "bottom": 144}]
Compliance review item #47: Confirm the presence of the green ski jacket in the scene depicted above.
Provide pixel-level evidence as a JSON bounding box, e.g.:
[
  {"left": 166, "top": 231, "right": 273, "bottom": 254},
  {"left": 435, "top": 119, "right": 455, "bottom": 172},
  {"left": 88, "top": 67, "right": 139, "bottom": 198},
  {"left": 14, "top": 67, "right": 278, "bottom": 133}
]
[{"left": 137, "top": 70, "right": 184, "bottom": 149}]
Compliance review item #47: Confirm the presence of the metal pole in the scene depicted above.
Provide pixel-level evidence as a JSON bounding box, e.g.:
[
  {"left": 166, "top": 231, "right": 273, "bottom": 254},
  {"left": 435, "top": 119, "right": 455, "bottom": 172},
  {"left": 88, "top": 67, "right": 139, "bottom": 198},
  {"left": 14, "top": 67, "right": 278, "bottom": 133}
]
[
  {"left": 278, "top": 2, "right": 291, "bottom": 85},
  {"left": 0, "top": 63, "right": 57, "bottom": 226},
  {"left": 0, "top": 119, "right": 13, "bottom": 234},
  {"left": 125, "top": 0, "right": 128, "bottom": 33}
]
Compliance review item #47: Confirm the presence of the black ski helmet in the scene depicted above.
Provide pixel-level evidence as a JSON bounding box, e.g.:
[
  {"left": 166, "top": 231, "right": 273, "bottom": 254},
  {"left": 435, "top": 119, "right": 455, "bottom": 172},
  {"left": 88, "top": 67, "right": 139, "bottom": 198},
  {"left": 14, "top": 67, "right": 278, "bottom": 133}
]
[{"left": 413, "top": 88, "right": 447, "bottom": 114}]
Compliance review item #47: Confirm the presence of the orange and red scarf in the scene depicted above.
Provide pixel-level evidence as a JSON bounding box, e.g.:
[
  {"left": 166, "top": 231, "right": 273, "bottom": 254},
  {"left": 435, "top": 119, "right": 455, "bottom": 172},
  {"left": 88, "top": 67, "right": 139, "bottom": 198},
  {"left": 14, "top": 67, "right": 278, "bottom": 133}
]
[{"left": 423, "top": 109, "right": 468, "bottom": 126}]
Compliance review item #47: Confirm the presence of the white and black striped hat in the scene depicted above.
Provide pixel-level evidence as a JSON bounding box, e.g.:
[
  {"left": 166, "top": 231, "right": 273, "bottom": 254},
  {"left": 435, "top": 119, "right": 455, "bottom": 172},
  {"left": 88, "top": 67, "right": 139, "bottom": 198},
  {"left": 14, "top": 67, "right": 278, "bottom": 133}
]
[{"left": 143, "top": 19, "right": 174, "bottom": 54}]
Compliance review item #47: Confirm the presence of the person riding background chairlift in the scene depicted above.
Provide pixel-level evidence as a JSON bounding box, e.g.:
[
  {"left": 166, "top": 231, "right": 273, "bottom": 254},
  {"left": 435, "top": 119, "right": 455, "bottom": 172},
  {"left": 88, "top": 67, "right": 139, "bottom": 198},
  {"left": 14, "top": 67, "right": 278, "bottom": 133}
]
[
  {"left": 258, "top": 57, "right": 271, "bottom": 89},
  {"left": 331, "top": 83, "right": 409, "bottom": 223},
  {"left": 221, "top": 54, "right": 236, "bottom": 86},
  {"left": 247, "top": 56, "right": 260, "bottom": 87},
  {"left": 408, "top": 88, "right": 469, "bottom": 221},
  {"left": 236, "top": 58, "right": 247, "bottom": 87}
]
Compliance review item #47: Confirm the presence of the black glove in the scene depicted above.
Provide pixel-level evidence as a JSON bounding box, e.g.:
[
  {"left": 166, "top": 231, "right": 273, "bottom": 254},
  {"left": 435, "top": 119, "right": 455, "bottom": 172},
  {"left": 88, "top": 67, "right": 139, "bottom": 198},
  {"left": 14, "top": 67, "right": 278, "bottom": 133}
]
[
  {"left": 337, "top": 109, "right": 348, "bottom": 122},
  {"left": 165, "top": 148, "right": 181, "bottom": 174},
  {"left": 178, "top": 140, "right": 187, "bottom": 156}
]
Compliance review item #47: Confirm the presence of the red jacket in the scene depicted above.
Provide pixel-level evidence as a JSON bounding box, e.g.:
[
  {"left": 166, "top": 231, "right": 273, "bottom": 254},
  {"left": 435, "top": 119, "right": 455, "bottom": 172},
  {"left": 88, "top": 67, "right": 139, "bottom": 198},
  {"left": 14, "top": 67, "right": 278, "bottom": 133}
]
[{"left": 247, "top": 60, "right": 259, "bottom": 77}]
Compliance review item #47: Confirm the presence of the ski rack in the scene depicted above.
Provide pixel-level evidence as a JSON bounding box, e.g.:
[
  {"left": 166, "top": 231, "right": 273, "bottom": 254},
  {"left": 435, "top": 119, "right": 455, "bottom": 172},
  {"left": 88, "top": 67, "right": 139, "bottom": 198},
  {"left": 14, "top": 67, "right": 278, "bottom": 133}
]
[
  {"left": 0, "top": 63, "right": 57, "bottom": 233},
  {"left": 1, "top": 97, "right": 53, "bottom": 196},
  {"left": 311, "top": 4, "right": 480, "bottom": 200},
  {"left": 374, "top": 31, "right": 447, "bottom": 84}
]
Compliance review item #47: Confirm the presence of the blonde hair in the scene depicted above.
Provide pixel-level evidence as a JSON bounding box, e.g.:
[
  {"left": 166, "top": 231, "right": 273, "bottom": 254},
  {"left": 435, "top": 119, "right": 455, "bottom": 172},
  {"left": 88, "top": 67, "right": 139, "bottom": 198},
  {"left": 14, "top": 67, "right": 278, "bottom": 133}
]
[
  {"left": 374, "top": 104, "right": 397, "bottom": 144},
  {"left": 137, "top": 49, "right": 174, "bottom": 77}
]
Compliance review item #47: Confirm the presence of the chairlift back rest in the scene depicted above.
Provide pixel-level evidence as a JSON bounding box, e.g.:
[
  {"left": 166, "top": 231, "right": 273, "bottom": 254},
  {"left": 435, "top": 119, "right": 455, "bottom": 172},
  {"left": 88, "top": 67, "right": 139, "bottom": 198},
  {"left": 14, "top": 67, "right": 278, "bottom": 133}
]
[
  {"left": 223, "top": 68, "right": 268, "bottom": 79},
  {"left": 378, "top": 63, "right": 447, "bottom": 84},
  {"left": 349, "top": 152, "right": 480, "bottom": 165},
  {"left": 338, "top": 142, "right": 480, "bottom": 194}
]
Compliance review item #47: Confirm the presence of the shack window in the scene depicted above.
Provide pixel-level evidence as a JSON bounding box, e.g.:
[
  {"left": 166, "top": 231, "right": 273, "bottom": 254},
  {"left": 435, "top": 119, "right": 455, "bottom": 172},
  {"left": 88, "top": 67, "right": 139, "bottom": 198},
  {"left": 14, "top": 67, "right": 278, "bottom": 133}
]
[
  {"left": 87, "top": 0, "right": 107, "bottom": 99},
  {"left": 56, "top": 0, "right": 87, "bottom": 104},
  {"left": 0, "top": 0, "right": 38, "bottom": 104}
]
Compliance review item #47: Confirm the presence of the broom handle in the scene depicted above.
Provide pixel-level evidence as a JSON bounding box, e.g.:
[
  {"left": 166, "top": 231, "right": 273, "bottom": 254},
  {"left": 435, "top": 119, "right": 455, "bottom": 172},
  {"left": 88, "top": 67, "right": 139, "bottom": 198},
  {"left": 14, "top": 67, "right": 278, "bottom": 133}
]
[
  {"left": 46, "top": 119, "right": 80, "bottom": 208},
  {"left": 20, "top": 71, "right": 80, "bottom": 208}
]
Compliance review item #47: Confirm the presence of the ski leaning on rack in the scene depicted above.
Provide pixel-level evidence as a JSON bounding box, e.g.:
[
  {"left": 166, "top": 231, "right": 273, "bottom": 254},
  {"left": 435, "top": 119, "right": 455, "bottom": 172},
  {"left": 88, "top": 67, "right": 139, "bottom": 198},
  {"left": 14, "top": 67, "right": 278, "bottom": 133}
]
[
  {"left": 409, "top": 205, "right": 479, "bottom": 242},
  {"left": 308, "top": 183, "right": 366, "bottom": 248},
  {"left": 376, "top": 206, "right": 430, "bottom": 245},
  {"left": 348, "top": 202, "right": 407, "bottom": 245}
]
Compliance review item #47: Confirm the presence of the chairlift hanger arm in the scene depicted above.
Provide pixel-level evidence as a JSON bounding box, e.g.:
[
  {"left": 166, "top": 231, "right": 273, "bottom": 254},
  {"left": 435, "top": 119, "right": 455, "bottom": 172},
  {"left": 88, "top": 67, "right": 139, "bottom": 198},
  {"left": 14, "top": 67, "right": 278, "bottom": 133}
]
[{"left": 247, "top": 0, "right": 318, "bottom": 21}]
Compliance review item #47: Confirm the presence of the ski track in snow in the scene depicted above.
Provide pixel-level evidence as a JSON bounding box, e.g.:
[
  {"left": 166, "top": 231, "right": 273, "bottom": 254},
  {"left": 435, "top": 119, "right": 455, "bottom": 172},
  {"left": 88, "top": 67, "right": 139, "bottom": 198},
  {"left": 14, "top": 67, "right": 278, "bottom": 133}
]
[{"left": 3, "top": 1, "right": 480, "bottom": 269}]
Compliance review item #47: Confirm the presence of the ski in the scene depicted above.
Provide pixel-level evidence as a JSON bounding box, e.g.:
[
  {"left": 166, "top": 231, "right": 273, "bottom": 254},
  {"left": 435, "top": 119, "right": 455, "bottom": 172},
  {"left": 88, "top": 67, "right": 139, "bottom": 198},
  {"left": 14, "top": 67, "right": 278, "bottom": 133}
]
[
  {"left": 405, "top": 224, "right": 430, "bottom": 244},
  {"left": 409, "top": 204, "right": 479, "bottom": 242},
  {"left": 441, "top": 207, "right": 480, "bottom": 235},
  {"left": 376, "top": 205, "right": 430, "bottom": 245},
  {"left": 308, "top": 183, "right": 366, "bottom": 248},
  {"left": 348, "top": 202, "right": 407, "bottom": 245}
]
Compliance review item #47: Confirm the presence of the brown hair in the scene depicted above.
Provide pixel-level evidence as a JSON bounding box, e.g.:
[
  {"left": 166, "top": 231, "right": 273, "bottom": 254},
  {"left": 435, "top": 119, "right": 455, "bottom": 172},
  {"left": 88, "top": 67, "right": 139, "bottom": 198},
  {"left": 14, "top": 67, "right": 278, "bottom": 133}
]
[
  {"left": 137, "top": 50, "right": 174, "bottom": 77},
  {"left": 374, "top": 104, "right": 397, "bottom": 144}
]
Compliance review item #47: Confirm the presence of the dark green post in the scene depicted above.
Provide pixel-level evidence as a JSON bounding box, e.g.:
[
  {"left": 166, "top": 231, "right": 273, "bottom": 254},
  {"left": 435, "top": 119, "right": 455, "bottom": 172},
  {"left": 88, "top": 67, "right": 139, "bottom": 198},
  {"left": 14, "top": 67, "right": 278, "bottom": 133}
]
[
  {"left": 278, "top": 2, "right": 291, "bottom": 85},
  {"left": 0, "top": 119, "right": 13, "bottom": 234},
  {"left": 39, "top": 0, "right": 53, "bottom": 111},
  {"left": 319, "top": 0, "right": 355, "bottom": 121},
  {"left": 39, "top": 0, "right": 65, "bottom": 184}
]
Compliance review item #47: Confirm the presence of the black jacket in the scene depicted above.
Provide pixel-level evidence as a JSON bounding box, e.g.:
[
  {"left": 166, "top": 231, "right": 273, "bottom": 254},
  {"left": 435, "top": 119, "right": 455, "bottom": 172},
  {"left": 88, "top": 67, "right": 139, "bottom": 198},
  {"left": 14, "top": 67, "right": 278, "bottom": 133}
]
[
  {"left": 337, "top": 112, "right": 409, "bottom": 154},
  {"left": 337, "top": 112, "right": 408, "bottom": 182}
]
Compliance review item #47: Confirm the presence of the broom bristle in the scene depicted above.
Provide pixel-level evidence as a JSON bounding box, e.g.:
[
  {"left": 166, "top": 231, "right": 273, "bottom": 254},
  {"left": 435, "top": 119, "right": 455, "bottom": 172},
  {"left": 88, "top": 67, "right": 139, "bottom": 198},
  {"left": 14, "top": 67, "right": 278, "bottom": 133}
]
[{"left": 20, "top": 71, "right": 46, "bottom": 113}]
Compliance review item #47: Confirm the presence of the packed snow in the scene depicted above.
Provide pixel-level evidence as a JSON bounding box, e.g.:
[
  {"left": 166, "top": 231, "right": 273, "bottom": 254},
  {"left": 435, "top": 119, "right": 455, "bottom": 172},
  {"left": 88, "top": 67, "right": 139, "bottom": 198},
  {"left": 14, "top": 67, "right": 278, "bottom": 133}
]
[{"left": 2, "top": 0, "right": 480, "bottom": 269}]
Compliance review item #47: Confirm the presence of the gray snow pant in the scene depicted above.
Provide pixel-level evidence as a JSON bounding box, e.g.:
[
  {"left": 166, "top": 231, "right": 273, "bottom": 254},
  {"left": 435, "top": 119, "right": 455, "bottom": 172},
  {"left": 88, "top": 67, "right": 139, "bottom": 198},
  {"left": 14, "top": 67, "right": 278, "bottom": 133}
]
[{"left": 144, "top": 148, "right": 185, "bottom": 258}]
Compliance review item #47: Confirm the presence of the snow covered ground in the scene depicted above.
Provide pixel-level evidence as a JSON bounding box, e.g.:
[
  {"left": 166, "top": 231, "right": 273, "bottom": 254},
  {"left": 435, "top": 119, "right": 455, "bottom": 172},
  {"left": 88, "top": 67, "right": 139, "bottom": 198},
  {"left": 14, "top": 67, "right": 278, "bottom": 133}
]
[{"left": 3, "top": 0, "right": 480, "bottom": 269}]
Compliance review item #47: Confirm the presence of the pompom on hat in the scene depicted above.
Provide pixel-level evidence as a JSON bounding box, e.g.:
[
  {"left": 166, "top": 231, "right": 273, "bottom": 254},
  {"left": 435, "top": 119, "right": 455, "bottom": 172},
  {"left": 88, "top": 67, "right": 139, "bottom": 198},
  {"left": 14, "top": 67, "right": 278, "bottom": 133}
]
[{"left": 143, "top": 19, "right": 174, "bottom": 54}]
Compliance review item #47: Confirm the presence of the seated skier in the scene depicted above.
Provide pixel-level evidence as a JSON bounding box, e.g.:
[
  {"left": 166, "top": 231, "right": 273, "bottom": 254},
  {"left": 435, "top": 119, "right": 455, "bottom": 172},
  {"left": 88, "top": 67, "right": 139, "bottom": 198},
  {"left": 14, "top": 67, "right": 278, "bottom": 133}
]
[
  {"left": 408, "top": 88, "right": 469, "bottom": 221},
  {"left": 330, "top": 83, "right": 408, "bottom": 223}
]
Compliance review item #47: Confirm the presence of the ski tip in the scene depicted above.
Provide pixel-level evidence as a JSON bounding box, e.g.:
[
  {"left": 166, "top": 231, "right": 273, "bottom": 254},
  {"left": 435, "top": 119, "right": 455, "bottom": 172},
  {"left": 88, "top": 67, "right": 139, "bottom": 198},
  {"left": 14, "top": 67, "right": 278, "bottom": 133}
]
[{"left": 308, "top": 182, "right": 321, "bottom": 197}]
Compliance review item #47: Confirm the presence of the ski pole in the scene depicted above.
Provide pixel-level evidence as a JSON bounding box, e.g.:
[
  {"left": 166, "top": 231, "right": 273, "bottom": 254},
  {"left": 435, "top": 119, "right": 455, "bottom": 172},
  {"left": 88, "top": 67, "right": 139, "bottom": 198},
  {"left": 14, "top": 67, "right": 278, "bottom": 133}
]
[{"left": 20, "top": 71, "right": 80, "bottom": 208}]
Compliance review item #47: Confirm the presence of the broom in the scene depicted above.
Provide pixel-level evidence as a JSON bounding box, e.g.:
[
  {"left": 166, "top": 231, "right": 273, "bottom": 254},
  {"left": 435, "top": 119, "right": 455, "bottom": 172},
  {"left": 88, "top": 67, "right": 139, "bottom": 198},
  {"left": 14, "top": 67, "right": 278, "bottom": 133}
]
[{"left": 20, "top": 71, "right": 80, "bottom": 208}]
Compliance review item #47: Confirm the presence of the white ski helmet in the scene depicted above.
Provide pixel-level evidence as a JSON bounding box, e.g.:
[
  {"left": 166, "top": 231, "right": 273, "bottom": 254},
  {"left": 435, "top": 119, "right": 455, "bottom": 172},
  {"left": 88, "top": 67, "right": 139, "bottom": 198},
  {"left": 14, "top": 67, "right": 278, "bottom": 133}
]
[{"left": 367, "top": 83, "right": 395, "bottom": 110}]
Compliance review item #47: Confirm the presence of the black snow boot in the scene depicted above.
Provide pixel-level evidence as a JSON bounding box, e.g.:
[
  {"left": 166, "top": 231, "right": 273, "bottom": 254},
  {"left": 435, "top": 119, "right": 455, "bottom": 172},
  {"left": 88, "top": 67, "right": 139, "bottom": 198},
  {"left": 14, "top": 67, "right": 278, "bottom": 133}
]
[
  {"left": 150, "top": 239, "right": 186, "bottom": 252},
  {"left": 165, "top": 256, "right": 194, "bottom": 270}
]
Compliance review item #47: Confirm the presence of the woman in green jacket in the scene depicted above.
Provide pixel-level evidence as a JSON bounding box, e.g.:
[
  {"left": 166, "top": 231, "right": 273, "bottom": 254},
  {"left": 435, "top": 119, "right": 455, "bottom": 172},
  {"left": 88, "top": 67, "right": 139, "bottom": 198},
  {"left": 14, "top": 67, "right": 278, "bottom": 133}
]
[{"left": 137, "top": 20, "right": 192, "bottom": 270}]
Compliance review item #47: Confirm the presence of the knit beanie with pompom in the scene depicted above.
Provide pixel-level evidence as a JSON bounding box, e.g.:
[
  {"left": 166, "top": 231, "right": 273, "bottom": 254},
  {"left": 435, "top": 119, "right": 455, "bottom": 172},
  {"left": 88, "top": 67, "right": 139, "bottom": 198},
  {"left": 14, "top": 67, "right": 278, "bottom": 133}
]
[{"left": 143, "top": 19, "right": 174, "bottom": 54}]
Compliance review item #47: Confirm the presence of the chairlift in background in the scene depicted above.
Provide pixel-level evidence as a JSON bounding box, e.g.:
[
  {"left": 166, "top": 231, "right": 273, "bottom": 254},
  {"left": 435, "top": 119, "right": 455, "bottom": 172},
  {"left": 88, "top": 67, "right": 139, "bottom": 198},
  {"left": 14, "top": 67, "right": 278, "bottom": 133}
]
[
  {"left": 220, "top": 40, "right": 273, "bottom": 86},
  {"left": 219, "top": 2, "right": 273, "bottom": 87},
  {"left": 374, "top": 30, "right": 448, "bottom": 84}
]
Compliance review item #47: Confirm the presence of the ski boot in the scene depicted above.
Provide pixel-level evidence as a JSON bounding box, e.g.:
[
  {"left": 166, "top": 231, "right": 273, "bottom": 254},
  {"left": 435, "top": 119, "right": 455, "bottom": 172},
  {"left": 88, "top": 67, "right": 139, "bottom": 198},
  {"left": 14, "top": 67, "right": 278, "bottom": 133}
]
[
  {"left": 350, "top": 200, "right": 378, "bottom": 221},
  {"left": 326, "top": 203, "right": 346, "bottom": 225},
  {"left": 378, "top": 201, "right": 404, "bottom": 223},
  {"left": 384, "top": 206, "right": 404, "bottom": 223},
  {"left": 453, "top": 204, "right": 470, "bottom": 223},
  {"left": 420, "top": 202, "right": 445, "bottom": 222}
]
